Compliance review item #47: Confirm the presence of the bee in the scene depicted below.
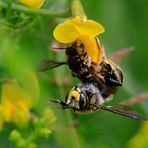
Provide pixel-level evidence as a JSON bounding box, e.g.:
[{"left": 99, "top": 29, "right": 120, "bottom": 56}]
[
  {"left": 50, "top": 82, "right": 148, "bottom": 120},
  {"left": 39, "top": 39, "right": 124, "bottom": 99}
]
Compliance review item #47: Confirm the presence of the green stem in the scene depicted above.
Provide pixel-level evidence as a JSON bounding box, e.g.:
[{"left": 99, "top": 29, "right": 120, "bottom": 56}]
[
  {"left": 71, "top": 0, "right": 87, "bottom": 19},
  {"left": 0, "top": 1, "right": 70, "bottom": 18},
  {"left": 6, "top": 0, "right": 12, "bottom": 20}
]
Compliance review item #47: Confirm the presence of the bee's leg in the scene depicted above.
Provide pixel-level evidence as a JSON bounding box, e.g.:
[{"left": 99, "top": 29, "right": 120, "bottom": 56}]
[
  {"left": 71, "top": 72, "right": 77, "bottom": 77},
  {"left": 109, "top": 47, "right": 134, "bottom": 62},
  {"left": 82, "top": 55, "right": 91, "bottom": 67},
  {"left": 120, "top": 92, "right": 148, "bottom": 106},
  {"left": 89, "top": 93, "right": 105, "bottom": 107}
]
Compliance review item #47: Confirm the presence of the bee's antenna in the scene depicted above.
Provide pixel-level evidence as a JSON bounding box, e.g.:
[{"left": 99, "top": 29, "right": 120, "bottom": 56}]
[
  {"left": 52, "top": 47, "right": 66, "bottom": 49},
  {"left": 48, "top": 100, "right": 68, "bottom": 109},
  {"left": 51, "top": 46, "right": 71, "bottom": 50}
]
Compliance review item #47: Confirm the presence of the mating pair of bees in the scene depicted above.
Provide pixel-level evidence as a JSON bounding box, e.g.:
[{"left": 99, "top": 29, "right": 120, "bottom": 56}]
[{"left": 40, "top": 38, "right": 148, "bottom": 120}]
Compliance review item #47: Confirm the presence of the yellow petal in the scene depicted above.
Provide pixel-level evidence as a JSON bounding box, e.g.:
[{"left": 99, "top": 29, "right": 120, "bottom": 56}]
[
  {"left": 1, "top": 82, "right": 32, "bottom": 108},
  {"left": 12, "top": 106, "right": 30, "bottom": 126},
  {"left": 128, "top": 122, "right": 148, "bottom": 148},
  {"left": 53, "top": 18, "right": 81, "bottom": 43},
  {"left": 20, "top": 0, "right": 45, "bottom": 10},
  {"left": 2, "top": 99, "right": 13, "bottom": 122},
  {"left": 73, "top": 17, "right": 105, "bottom": 38},
  {"left": 3, "top": 101, "right": 29, "bottom": 125},
  {"left": 78, "top": 36, "right": 101, "bottom": 63},
  {"left": 0, "top": 105, "right": 4, "bottom": 130},
  {"left": 53, "top": 17, "right": 105, "bottom": 43},
  {"left": 20, "top": 69, "right": 40, "bottom": 106},
  {"left": 1, "top": 82, "right": 31, "bottom": 125}
]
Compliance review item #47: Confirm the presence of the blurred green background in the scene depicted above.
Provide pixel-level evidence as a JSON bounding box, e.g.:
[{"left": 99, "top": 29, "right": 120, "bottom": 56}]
[{"left": 0, "top": 0, "right": 148, "bottom": 148}]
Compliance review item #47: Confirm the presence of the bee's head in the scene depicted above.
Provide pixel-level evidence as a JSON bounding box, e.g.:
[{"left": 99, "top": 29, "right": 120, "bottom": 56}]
[
  {"left": 101, "top": 59, "right": 123, "bottom": 87},
  {"left": 66, "top": 86, "right": 87, "bottom": 110}
]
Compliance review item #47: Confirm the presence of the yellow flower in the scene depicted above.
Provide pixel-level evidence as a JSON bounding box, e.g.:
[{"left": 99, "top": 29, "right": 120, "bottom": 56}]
[
  {"left": 1, "top": 81, "right": 32, "bottom": 127},
  {"left": 20, "top": 0, "right": 45, "bottom": 10},
  {"left": 0, "top": 105, "right": 4, "bottom": 130},
  {"left": 128, "top": 122, "right": 148, "bottom": 148},
  {"left": 53, "top": 17, "right": 104, "bottom": 43},
  {"left": 53, "top": 16, "right": 105, "bottom": 63}
]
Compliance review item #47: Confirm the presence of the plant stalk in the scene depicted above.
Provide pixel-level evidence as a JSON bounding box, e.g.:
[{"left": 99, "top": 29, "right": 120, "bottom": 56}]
[
  {"left": 71, "top": 0, "right": 87, "bottom": 20},
  {"left": 0, "top": 1, "right": 70, "bottom": 18}
]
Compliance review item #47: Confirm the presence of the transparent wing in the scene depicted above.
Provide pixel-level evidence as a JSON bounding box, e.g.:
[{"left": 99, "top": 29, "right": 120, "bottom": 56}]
[
  {"left": 108, "top": 47, "right": 134, "bottom": 62},
  {"left": 38, "top": 60, "right": 67, "bottom": 71},
  {"left": 98, "top": 104, "right": 148, "bottom": 120}
]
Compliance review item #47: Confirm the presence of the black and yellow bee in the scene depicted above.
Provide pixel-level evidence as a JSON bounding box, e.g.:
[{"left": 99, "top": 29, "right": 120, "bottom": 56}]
[
  {"left": 50, "top": 82, "right": 148, "bottom": 120},
  {"left": 39, "top": 39, "right": 124, "bottom": 99},
  {"left": 40, "top": 39, "right": 147, "bottom": 120}
]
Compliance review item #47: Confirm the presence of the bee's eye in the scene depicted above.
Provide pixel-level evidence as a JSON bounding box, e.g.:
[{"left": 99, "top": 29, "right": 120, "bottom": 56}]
[
  {"left": 106, "top": 64, "right": 112, "bottom": 72},
  {"left": 101, "top": 63, "right": 112, "bottom": 74},
  {"left": 116, "top": 67, "right": 123, "bottom": 83},
  {"left": 104, "top": 68, "right": 123, "bottom": 86},
  {"left": 79, "top": 93, "right": 86, "bottom": 109}
]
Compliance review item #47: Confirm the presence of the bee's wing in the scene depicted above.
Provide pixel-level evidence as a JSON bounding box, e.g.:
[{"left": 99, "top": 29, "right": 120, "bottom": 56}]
[
  {"left": 38, "top": 60, "right": 67, "bottom": 71},
  {"left": 108, "top": 47, "right": 134, "bottom": 62},
  {"left": 95, "top": 37, "right": 134, "bottom": 62},
  {"left": 98, "top": 104, "right": 148, "bottom": 120}
]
